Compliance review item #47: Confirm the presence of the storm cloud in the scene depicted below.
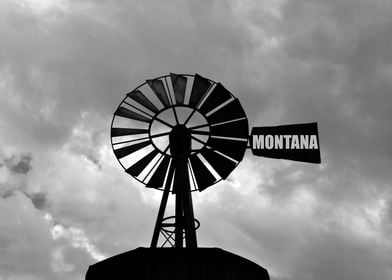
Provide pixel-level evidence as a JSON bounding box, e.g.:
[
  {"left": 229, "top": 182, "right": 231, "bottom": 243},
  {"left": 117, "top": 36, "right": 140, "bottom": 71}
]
[{"left": 0, "top": 0, "right": 392, "bottom": 279}]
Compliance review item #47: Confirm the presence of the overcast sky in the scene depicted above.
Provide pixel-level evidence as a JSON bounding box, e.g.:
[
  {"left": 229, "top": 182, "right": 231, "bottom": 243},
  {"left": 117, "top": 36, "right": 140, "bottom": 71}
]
[{"left": 1, "top": 0, "right": 392, "bottom": 279}]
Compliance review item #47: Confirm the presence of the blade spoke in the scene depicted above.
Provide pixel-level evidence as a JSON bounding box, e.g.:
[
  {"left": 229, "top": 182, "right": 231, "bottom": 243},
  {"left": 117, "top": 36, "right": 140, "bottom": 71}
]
[
  {"left": 188, "top": 123, "right": 210, "bottom": 130},
  {"left": 114, "top": 140, "right": 151, "bottom": 159},
  {"left": 207, "top": 99, "right": 246, "bottom": 124},
  {"left": 188, "top": 117, "right": 247, "bottom": 130},
  {"left": 111, "top": 128, "right": 148, "bottom": 137},
  {"left": 126, "top": 149, "right": 159, "bottom": 177},
  {"left": 113, "top": 136, "right": 150, "bottom": 146},
  {"left": 206, "top": 137, "right": 247, "bottom": 162},
  {"left": 123, "top": 101, "right": 154, "bottom": 118},
  {"left": 112, "top": 131, "right": 169, "bottom": 146},
  {"left": 142, "top": 145, "right": 170, "bottom": 182},
  {"left": 200, "top": 147, "right": 236, "bottom": 180},
  {"left": 191, "top": 130, "right": 210, "bottom": 136},
  {"left": 172, "top": 107, "right": 180, "bottom": 125},
  {"left": 199, "top": 83, "right": 232, "bottom": 115},
  {"left": 150, "top": 131, "right": 171, "bottom": 139},
  {"left": 127, "top": 90, "right": 159, "bottom": 113},
  {"left": 154, "top": 116, "right": 174, "bottom": 128},
  {"left": 146, "top": 154, "right": 171, "bottom": 189},
  {"left": 189, "top": 154, "right": 216, "bottom": 191},
  {"left": 191, "top": 135, "right": 207, "bottom": 146},
  {"left": 114, "top": 107, "right": 150, "bottom": 123},
  {"left": 183, "top": 108, "right": 197, "bottom": 126}
]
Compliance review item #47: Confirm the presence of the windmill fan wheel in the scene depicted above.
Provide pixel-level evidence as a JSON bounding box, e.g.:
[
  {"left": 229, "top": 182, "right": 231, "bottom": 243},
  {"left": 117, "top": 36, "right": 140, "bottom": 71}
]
[{"left": 111, "top": 73, "right": 249, "bottom": 192}]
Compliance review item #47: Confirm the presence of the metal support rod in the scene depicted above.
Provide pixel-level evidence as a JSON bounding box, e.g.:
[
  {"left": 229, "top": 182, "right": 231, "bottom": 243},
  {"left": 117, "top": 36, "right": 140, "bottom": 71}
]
[
  {"left": 151, "top": 124, "right": 199, "bottom": 248},
  {"left": 150, "top": 163, "right": 174, "bottom": 248},
  {"left": 183, "top": 190, "right": 197, "bottom": 247},
  {"left": 175, "top": 190, "right": 183, "bottom": 248},
  {"left": 173, "top": 160, "right": 197, "bottom": 248}
]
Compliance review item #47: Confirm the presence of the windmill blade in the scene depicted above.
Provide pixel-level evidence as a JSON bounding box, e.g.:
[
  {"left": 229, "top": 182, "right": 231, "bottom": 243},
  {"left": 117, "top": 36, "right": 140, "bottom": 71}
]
[
  {"left": 189, "top": 74, "right": 211, "bottom": 107},
  {"left": 170, "top": 73, "right": 186, "bottom": 105},
  {"left": 113, "top": 140, "right": 151, "bottom": 159},
  {"left": 127, "top": 90, "right": 159, "bottom": 113},
  {"left": 111, "top": 128, "right": 148, "bottom": 137},
  {"left": 199, "top": 83, "right": 232, "bottom": 115},
  {"left": 189, "top": 154, "right": 216, "bottom": 191},
  {"left": 207, "top": 137, "right": 247, "bottom": 162},
  {"left": 207, "top": 99, "right": 246, "bottom": 125},
  {"left": 126, "top": 149, "right": 159, "bottom": 177},
  {"left": 147, "top": 79, "right": 171, "bottom": 106},
  {"left": 111, "top": 73, "right": 252, "bottom": 193},
  {"left": 209, "top": 118, "right": 249, "bottom": 139},
  {"left": 199, "top": 147, "right": 236, "bottom": 180},
  {"left": 114, "top": 107, "right": 151, "bottom": 123},
  {"left": 146, "top": 156, "right": 171, "bottom": 189}
]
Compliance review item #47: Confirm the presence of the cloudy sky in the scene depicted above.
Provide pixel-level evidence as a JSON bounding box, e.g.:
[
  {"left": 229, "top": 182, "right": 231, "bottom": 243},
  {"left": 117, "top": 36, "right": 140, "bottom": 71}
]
[{"left": 1, "top": 0, "right": 392, "bottom": 279}]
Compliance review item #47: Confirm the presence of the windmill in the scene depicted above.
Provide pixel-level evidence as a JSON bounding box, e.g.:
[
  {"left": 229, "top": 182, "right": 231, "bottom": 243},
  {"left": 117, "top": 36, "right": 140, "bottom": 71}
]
[{"left": 86, "top": 73, "right": 320, "bottom": 279}]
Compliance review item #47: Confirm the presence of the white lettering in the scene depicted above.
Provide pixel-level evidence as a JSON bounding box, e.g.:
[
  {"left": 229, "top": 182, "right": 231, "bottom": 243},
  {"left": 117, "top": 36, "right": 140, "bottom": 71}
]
[
  {"left": 252, "top": 134, "right": 318, "bottom": 150},
  {"left": 265, "top": 135, "right": 273, "bottom": 149},
  {"left": 300, "top": 135, "right": 309, "bottom": 149},
  {"left": 291, "top": 135, "right": 299, "bottom": 149},
  {"left": 253, "top": 135, "right": 264, "bottom": 149},
  {"left": 309, "top": 135, "right": 318, "bottom": 149},
  {"left": 283, "top": 135, "right": 291, "bottom": 148},
  {"left": 274, "top": 135, "right": 283, "bottom": 149}
]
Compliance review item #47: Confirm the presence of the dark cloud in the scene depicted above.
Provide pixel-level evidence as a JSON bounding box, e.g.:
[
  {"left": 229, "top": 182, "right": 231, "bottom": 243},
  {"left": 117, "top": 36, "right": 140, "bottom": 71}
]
[
  {"left": 27, "top": 192, "right": 49, "bottom": 211},
  {"left": 1, "top": 189, "right": 15, "bottom": 199},
  {"left": 0, "top": 152, "right": 32, "bottom": 199},
  {"left": 3, "top": 153, "right": 33, "bottom": 174}
]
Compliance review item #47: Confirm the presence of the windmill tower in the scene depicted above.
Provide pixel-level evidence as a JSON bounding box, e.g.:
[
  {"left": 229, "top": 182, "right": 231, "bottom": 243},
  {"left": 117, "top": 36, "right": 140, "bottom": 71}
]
[
  {"left": 111, "top": 73, "right": 248, "bottom": 249},
  {"left": 86, "top": 73, "right": 320, "bottom": 279}
]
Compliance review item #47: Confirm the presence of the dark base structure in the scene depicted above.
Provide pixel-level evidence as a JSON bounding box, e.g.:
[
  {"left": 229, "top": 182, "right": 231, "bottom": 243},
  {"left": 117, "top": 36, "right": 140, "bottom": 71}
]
[{"left": 86, "top": 247, "right": 269, "bottom": 280}]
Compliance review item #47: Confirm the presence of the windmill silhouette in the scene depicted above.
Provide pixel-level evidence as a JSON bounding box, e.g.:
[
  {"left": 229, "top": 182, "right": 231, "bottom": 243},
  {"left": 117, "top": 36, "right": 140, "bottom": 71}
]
[{"left": 86, "top": 73, "right": 320, "bottom": 279}]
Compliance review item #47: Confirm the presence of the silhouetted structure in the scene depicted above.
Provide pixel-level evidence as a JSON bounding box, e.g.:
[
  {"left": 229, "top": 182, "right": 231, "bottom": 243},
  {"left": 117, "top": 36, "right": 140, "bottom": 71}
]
[
  {"left": 110, "top": 73, "right": 249, "bottom": 248},
  {"left": 86, "top": 248, "right": 269, "bottom": 280},
  {"left": 86, "top": 73, "right": 270, "bottom": 279}
]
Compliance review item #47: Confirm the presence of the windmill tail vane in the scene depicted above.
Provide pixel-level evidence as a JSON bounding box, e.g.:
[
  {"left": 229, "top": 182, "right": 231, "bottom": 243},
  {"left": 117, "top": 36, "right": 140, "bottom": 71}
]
[
  {"left": 110, "top": 73, "right": 321, "bottom": 248},
  {"left": 250, "top": 122, "right": 321, "bottom": 164}
]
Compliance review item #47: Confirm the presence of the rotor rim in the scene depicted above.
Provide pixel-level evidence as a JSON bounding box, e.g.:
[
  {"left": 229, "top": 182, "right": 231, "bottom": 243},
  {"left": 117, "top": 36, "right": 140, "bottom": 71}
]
[{"left": 110, "top": 73, "right": 248, "bottom": 192}]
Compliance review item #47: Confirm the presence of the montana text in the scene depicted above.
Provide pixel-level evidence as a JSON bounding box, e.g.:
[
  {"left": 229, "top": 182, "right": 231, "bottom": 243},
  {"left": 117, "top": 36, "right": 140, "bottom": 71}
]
[{"left": 252, "top": 135, "right": 319, "bottom": 150}]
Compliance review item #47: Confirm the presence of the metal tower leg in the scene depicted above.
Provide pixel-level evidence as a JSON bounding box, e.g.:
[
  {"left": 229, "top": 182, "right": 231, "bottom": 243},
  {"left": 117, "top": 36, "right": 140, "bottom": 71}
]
[
  {"left": 183, "top": 190, "right": 197, "bottom": 247},
  {"left": 150, "top": 163, "right": 174, "bottom": 248},
  {"left": 173, "top": 158, "right": 198, "bottom": 248},
  {"left": 175, "top": 191, "right": 184, "bottom": 248}
]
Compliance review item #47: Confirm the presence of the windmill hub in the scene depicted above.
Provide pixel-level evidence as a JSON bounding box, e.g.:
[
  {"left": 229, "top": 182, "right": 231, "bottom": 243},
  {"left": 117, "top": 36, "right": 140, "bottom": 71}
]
[
  {"left": 169, "top": 125, "right": 191, "bottom": 159},
  {"left": 149, "top": 105, "right": 210, "bottom": 156}
]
